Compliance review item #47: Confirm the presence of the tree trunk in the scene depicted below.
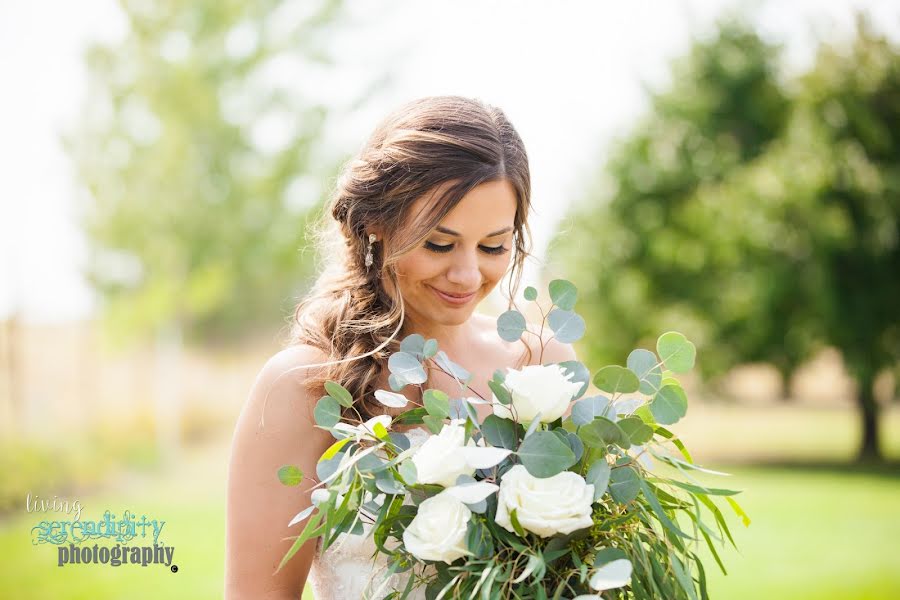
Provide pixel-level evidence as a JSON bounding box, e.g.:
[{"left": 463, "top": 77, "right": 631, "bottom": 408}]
[{"left": 856, "top": 369, "right": 882, "bottom": 463}]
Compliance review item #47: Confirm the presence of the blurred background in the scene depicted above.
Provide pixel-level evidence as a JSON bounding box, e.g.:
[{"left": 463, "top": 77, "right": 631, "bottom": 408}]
[{"left": 1, "top": 0, "right": 898, "bottom": 598}]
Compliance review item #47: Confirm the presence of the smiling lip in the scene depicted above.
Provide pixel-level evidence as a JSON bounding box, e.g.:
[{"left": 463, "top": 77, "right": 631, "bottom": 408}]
[{"left": 428, "top": 286, "right": 477, "bottom": 306}]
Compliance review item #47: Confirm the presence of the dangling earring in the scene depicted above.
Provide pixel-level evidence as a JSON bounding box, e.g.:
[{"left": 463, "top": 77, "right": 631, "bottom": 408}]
[{"left": 364, "top": 233, "right": 377, "bottom": 271}]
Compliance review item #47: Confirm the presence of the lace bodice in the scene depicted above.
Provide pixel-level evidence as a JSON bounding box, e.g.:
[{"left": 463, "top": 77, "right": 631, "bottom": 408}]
[{"left": 307, "top": 427, "right": 432, "bottom": 600}]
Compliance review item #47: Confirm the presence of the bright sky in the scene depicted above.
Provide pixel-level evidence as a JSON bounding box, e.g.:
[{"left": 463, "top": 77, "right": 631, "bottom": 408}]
[{"left": 1, "top": 0, "right": 897, "bottom": 323}]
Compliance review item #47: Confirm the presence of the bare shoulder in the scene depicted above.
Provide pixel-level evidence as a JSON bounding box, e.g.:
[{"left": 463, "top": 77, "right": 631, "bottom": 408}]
[{"left": 225, "top": 344, "right": 334, "bottom": 598}]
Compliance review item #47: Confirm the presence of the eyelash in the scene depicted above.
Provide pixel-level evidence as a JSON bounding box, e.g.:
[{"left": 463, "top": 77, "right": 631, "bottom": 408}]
[{"left": 424, "top": 242, "right": 509, "bottom": 255}]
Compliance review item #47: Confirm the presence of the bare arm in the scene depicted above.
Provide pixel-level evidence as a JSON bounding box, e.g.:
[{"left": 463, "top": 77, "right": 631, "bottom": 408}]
[{"left": 225, "top": 345, "right": 334, "bottom": 600}]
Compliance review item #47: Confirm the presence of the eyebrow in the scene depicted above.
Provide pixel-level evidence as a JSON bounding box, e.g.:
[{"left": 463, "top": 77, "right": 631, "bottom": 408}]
[{"left": 435, "top": 225, "right": 513, "bottom": 237}]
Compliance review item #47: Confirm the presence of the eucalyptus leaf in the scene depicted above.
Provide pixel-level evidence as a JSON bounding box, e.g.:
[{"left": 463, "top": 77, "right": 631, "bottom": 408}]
[
  {"left": 481, "top": 414, "right": 519, "bottom": 450},
  {"left": 617, "top": 416, "right": 654, "bottom": 445},
  {"left": 547, "top": 309, "right": 585, "bottom": 343},
  {"left": 608, "top": 465, "right": 640, "bottom": 504},
  {"left": 657, "top": 331, "right": 696, "bottom": 373},
  {"left": 586, "top": 459, "right": 611, "bottom": 501},
  {"left": 388, "top": 373, "right": 405, "bottom": 391},
  {"left": 388, "top": 351, "right": 427, "bottom": 385},
  {"left": 488, "top": 379, "right": 512, "bottom": 405},
  {"left": 313, "top": 395, "right": 341, "bottom": 428},
  {"left": 423, "top": 388, "right": 450, "bottom": 419},
  {"left": 422, "top": 414, "right": 444, "bottom": 434},
  {"left": 593, "top": 365, "right": 640, "bottom": 395},
  {"left": 423, "top": 338, "right": 439, "bottom": 358},
  {"left": 277, "top": 465, "right": 303, "bottom": 486},
  {"left": 579, "top": 416, "right": 630, "bottom": 449},
  {"left": 375, "top": 470, "right": 405, "bottom": 495},
  {"left": 549, "top": 279, "right": 578, "bottom": 310},
  {"left": 651, "top": 384, "right": 688, "bottom": 425},
  {"left": 324, "top": 380, "right": 354, "bottom": 408},
  {"left": 626, "top": 349, "right": 663, "bottom": 395},
  {"left": 497, "top": 309, "right": 527, "bottom": 342},
  {"left": 400, "top": 333, "right": 426, "bottom": 358},
  {"left": 524, "top": 286, "right": 538, "bottom": 301},
  {"left": 517, "top": 430, "right": 577, "bottom": 478},
  {"left": 398, "top": 460, "right": 417, "bottom": 485},
  {"left": 593, "top": 547, "right": 628, "bottom": 567},
  {"left": 565, "top": 431, "right": 584, "bottom": 463}
]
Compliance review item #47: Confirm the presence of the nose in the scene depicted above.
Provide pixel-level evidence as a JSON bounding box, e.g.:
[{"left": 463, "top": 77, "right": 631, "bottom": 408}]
[{"left": 444, "top": 248, "right": 482, "bottom": 290}]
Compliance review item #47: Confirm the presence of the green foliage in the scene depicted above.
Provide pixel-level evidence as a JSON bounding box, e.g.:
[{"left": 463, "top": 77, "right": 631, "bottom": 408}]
[
  {"left": 549, "top": 14, "right": 900, "bottom": 460},
  {"left": 64, "top": 0, "right": 351, "bottom": 346}
]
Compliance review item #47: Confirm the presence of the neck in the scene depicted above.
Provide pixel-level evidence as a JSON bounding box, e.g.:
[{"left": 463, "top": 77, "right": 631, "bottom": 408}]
[{"left": 398, "top": 313, "right": 475, "bottom": 357}]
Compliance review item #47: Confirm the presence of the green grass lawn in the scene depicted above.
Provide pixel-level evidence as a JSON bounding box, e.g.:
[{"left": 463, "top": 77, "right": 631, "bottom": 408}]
[
  {"left": 1, "top": 407, "right": 898, "bottom": 599},
  {"left": 682, "top": 463, "right": 900, "bottom": 600}
]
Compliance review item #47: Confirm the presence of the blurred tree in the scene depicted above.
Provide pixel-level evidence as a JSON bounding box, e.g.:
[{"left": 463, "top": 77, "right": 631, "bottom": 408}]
[
  {"left": 548, "top": 15, "right": 898, "bottom": 462},
  {"left": 62, "top": 0, "right": 363, "bottom": 461},
  {"left": 64, "top": 0, "right": 354, "bottom": 348}
]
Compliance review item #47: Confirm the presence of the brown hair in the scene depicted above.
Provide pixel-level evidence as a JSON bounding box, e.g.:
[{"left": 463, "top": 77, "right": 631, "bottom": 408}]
[{"left": 272, "top": 95, "right": 534, "bottom": 423}]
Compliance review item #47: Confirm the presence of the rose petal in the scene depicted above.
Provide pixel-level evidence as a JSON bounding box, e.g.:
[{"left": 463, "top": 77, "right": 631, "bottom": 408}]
[
  {"left": 445, "top": 481, "right": 499, "bottom": 504},
  {"left": 589, "top": 558, "right": 633, "bottom": 591},
  {"left": 461, "top": 446, "right": 513, "bottom": 469}
]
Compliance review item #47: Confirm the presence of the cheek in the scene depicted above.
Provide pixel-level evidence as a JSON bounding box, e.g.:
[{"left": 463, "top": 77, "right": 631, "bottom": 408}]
[
  {"left": 395, "top": 252, "right": 440, "bottom": 285},
  {"left": 484, "top": 255, "right": 512, "bottom": 283}
]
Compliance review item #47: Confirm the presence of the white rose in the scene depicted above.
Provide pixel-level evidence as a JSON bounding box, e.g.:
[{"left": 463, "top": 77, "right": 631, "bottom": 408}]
[
  {"left": 495, "top": 464, "right": 594, "bottom": 538},
  {"left": 492, "top": 364, "right": 582, "bottom": 423},
  {"left": 402, "top": 491, "right": 472, "bottom": 563},
  {"left": 411, "top": 421, "right": 476, "bottom": 487}
]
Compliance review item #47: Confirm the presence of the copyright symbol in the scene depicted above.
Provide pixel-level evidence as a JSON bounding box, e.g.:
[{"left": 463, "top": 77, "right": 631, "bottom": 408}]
[{"left": 171, "top": 565, "right": 179, "bottom": 573}]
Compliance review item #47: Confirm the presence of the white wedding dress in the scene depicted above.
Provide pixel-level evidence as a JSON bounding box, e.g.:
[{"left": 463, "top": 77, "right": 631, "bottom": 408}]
[{"left": 307, "top": 427, "right": 432, "bottom": 600}]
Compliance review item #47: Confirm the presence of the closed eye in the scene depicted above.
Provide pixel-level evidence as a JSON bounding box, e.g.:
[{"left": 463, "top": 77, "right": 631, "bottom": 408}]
[{"left": 424, "top": 242, "right": 509, "bottom": 255}]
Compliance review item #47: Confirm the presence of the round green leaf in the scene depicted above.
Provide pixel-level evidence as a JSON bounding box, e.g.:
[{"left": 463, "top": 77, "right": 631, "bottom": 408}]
[
  {"left": 547, "top": 309, "right": 585, "bottom": 343},
  {"left": 609, "top": 466, "right": 640, "bottom": 504},
  {"left": 481, "top": 414, "right": 519, "bottom": 450},
  {"left": 593, "top": 546, "right": 628, "bottom": 567},
  {"left": 616, "top": 416, "right": 654, "bottom": 445},
  {"left": 277, "top": 465, "right": 303, "bottom": 486},
  {"left": 626, "top": 349, "right": 662, "bottom": 395},
  {"left": 579, "top": 416, "right": 630, "bottom": 449},
  {"left": 399, "top": 460, "right": 417, "bottom": 485},
  {"left": 586, "top": 459, "right": 611, "bottom": 501},
  {"left": 422, "top": 414, "right": 444, "bottom": 434},
  {"left": 497, "top": 309, "right": 527, "bottom": 342},
  {"left": 400, "top": 333, "right": 426, "bottom": 358},
  {"left": 650, "top": 384, "right": 688, "bottom": 425},
  {"left": 549, "top": 279, "right": 578, "bottom": 310},
  {"left": 593, "top": 365, "right": 640, "bottom": 394},
  {"left": 313, "top": 395, "right": 341, "bottom": 428},
  {"left": 423, "top": 388, "right": 450, "bottom": 419},
  {"left": 388, "top": 351, "right": 427, "bottom": 385},
  {"left": 516, "top": 430, "right": 577, "bottom": 478},
  {"left": 656, "top": 331, "right": 696, "bottom": 373},
  {"left": 423, "top": 338, "right": 439, "bottom": 358},
  {"left": 324, "top": 380, "right": 353, "bottom": 408},
  {"left": 524, "top": 286, "right": 538, "bottom": 301}
]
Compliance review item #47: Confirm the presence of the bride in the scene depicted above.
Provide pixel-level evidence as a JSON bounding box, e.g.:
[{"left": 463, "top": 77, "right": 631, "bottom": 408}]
[{"left": 224, "top": 95, "right": 576, "bottom": 599}]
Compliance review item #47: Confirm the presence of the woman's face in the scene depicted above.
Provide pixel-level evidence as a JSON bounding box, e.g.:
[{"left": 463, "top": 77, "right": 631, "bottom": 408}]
[{"left": 390, "top": 179, "right": 518, "bottom": 333}]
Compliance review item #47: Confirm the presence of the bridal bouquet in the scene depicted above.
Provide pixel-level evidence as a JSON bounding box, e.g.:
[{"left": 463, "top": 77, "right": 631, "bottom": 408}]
[{"left": 277, "top": 279, "right": 750, "bottom": 599}]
